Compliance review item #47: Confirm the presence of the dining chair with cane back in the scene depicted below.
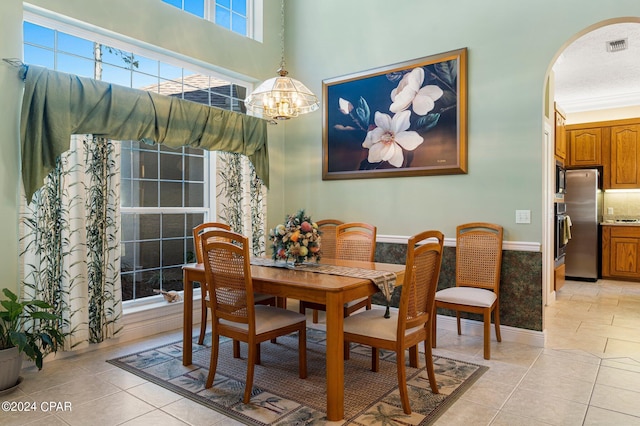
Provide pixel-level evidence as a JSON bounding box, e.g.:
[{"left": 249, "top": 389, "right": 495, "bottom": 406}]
[
  {"left": 201, "top": 229, "right": 307, "bottom": 403},
  {"left": 300, "top": 219, "right": 343, "bottom": 323},
  {"left": 432, "top": 222, "right": 503, "bottom": 360},
  {"left": 193, "top": 222, "right": 276, "bottom": 345},
  {"left": 299, "top": 222, "right": 376, "bottom": 322},
  {"left": 342, "top": 230, "right": 444, "bottom": 414}
]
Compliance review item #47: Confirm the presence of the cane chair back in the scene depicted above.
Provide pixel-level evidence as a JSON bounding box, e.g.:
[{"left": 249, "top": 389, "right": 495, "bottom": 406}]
[
  {"left": 433, "top": 222, "right": 503, "bottom": 359},
  {"left": 335, "top": 222, "right": 377, "bottom": 262},
  {"left": 299, "top": 221, "right": 377, "bottom": 324},
  {"left": 456, "top": 223, "right": 503, "bottom": 292},
  {"left": 343, "top": 230, "right": 444, "bottom": 414},
  {"left": 316, "top": 219, "right": 343, "bottom": 259},
  {"left": 193, "top": 222, "right": 275, "bottom": 345},
  {"left": 193, "top": 222, "right": 231, "bottom": 264},
  {"left": 201, "top": 229, "right": 307, "bottom": 403}
]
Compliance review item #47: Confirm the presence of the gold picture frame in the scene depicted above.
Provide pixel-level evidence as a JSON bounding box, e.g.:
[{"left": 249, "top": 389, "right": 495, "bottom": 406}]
[{"left": 322, "top": 48, "right": 467, "bottom": 180}]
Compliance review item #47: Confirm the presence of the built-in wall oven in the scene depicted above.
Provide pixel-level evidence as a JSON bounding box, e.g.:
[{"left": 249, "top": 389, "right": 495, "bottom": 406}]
[
  {"left": 556, "top": 160, "right": 566, "bottom": 196},
  {"left": 555, "top": 201, "right": 568, "bottom": 264}
]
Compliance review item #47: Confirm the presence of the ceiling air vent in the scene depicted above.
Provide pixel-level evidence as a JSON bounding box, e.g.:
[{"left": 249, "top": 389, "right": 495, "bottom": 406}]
[{"left": 607, "top": 38, "right": 628, "bottom": 53}]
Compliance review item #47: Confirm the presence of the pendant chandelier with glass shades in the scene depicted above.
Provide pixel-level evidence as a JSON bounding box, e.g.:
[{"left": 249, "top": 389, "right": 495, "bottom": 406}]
[{"left": 244, "top": 0, "right": 319, "bottom": 120}]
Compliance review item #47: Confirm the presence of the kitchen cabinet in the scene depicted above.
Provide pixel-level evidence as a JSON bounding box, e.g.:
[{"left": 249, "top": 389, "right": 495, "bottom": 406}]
[
  {"left": 602, "top": 225, "right": 640, "bottom": 280},
  {"left": 610, "top": 124, "right": 640, "bottom": 189},
  {"left": 554, "top": 263, "right": 565, "bottom": 291},
  {"left": 568, "top": 127, "right": 602, "bottom": 167},
  {"left": 554, "top": 103, "right": 566, "bottom": 161}
]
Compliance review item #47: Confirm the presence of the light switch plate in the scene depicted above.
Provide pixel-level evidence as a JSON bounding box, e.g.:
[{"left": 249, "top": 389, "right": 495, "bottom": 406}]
[{"left": 516, "top": 210, "right": 531, "bottom": 224}]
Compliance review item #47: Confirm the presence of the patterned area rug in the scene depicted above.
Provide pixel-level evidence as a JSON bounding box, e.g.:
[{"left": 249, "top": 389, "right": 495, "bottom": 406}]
[{"left": 107, "top": 328, "right": 487, "bottom": 425}]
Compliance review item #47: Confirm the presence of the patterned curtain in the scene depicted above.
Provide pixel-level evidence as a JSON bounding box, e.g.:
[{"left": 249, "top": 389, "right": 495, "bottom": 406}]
[
  {"left": 20, "top": 135, "right": 122, "bottom": 350},
  {"left": 216, "top": 152, "right": 267, "bottom": 256}
]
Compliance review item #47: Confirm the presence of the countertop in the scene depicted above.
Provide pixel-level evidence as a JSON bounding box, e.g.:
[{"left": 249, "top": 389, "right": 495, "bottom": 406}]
[{"left": 601, "top": 221, "right": 640, "bottom": 226}]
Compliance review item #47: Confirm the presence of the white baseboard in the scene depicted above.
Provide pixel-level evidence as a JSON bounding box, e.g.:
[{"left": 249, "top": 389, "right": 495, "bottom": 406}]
[
  {"left": 435, "top": 314, "right": 545, "bottom": 348},
  {"left": 40, "top": 300, "right": 203, "bottom": 364}
]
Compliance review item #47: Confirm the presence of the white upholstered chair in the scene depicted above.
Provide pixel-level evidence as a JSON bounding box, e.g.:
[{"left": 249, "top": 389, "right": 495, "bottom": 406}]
[{"left": 432, "top": 222, "right": 503, "bottom": 360}]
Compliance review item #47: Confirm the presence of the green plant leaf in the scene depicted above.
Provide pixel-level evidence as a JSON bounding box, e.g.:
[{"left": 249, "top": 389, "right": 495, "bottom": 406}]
[
  {"left": 2, "top": 288, "right": 18, "bottom": 302},
  {"left": 30, "top": 311, "right": 59, "bottom": 320},
  {"left": 415, "top": 113, "right": 441, "bottom": 132},
  {"left": 434, "top": 60, "right": 457, "bottom": 87}
]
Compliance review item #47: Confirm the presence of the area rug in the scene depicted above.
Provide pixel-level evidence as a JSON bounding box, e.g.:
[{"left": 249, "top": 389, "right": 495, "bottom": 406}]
[{"left": 107, "top": 328, "right": 487, "bottom": 425}]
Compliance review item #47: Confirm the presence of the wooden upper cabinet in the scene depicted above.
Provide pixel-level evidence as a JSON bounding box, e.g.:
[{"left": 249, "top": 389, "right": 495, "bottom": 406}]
[
  {"left": 568, "top": 127, "right": 602, "bottom": 166},
  {"left": 610, "top": 124, "right": 640, "bottom": 188},
  {"left": 554, "top": 104, "right": 567, "bottom": 161}
]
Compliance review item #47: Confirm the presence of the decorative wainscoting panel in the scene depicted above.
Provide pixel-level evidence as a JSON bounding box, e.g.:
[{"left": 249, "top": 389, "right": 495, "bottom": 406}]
[{"left": 375, "top": 242, "right": 543, "bottom": 332}]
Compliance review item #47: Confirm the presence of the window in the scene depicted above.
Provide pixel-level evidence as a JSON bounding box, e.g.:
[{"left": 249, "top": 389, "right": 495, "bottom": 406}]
[
  {"left": 162, "top": 0, "right": 250, "bottom": 37},
  {"left": 23, "top": 19, "right": 250, "bottom": 302}
]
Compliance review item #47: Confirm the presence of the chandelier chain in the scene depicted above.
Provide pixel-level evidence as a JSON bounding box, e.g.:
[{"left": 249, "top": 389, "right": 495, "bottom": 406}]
[{"left": 279, "top": 0, "right": 286, "bottom": 71}]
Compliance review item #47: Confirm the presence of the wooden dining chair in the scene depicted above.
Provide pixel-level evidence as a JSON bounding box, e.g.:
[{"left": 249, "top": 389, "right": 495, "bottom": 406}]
[
  {"left": 302, "top": 219, "right": 343, "bottom": 323},
  {"left": 201, "top": 229, "right": 307, "bottom": 403},
  {"left": 193, "top": 222, "right": 276, "bottom": 345},
  {"left": 432, "top": 222, "right": 503, "bottom": 360},
  {"left": 343, "top": 230, "right": 444, "bottom": 414},
  {"left": 299, "top": 222, "right": 376, "bottom": 322},
  {"left": 316, "top": 219, "right": 343, "bottom": 259}
]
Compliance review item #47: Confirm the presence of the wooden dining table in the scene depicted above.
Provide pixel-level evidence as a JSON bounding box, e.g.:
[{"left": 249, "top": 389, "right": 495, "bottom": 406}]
[{"left": 182, "top": 258, "right": 405, "bottom": 422}]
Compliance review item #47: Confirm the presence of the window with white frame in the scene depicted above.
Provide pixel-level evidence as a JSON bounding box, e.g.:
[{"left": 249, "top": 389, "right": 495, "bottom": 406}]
[
  {"left": 162, "top": 0, "right": 250, "bottom": 37},
  {"left": 23, "top": 19, "right": 250, "bottom": 302}
]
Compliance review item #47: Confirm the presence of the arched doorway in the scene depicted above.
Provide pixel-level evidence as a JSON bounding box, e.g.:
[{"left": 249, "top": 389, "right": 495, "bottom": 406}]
[{"left": 543, "top": 18, "right": 640, "bottom": 324}]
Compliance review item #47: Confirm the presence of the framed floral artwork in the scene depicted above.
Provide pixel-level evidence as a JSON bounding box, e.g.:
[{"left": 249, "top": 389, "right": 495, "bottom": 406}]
[{"left": 322, "top": 48, "right": 467, "bottom": 180}]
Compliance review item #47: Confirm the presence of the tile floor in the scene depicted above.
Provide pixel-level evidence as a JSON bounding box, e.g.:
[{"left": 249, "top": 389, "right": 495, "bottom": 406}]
[{"left": 2, "top": 279, "right": 640, "bottom": 425}]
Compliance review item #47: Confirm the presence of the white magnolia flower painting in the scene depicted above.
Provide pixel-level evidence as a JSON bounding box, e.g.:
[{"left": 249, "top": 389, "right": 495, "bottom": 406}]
[{"left": 323, "top": 48, "right": 467, "bottom": 179}]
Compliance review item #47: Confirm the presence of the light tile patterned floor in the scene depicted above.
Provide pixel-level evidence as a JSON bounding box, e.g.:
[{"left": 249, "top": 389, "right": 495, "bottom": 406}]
[{"left": 3, "top": 280, "right": 640, "bottom": 425}]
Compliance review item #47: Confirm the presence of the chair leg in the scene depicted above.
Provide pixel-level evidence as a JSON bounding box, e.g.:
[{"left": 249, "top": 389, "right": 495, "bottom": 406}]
[
  {"left": 365, "top": 296, "right": 372, "bottom": 310},
  {"left": 233, "top": 340, "right": 241, "bottom": 358},
  {"left": 409, "top": 345, "right": 419, "bottom": 368},
  {"left": 299, "top": 327, "right": 307, "bottom": 379},
  {"left": 396, "top": 348, "right": 411, "bottom": 414},
  {"left": 205, "top": 333, "right": 220, "bottom": 388},
  {"left": 255, "top": 343, "right": 261, "bottom": 365},
  {"left": 372, "top": 347, "right": 380, "bottom": 372},
  {"left": 456, "top": 311, "right": 461, "bottom": 335},
  {"left": 312, "top": 309, "right": 319, "bottom": 324},
  {"left": 198, "top": 297, "right": 208, "bottom": 345},
  {"left": 344, "top": 341, "right": 350, "bottom": 360},
  {"left": 432, "top": 311, "right": 438, "bottom": 348},
  {"left": 244, "top": 341, "right": 256, "bottom": 403},
  {"left": 494, "top": 306, "right": 502, "bottom": 342},
  {"left": 424, "top": 336, "right": 439, "bottom": 394},
  {"left": 483, "top": 309, "right": 491, "bottom": 360}
]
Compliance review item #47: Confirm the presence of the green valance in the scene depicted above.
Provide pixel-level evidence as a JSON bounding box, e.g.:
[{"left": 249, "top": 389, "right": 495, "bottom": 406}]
[{"left": 20, "top": 64, "right": 269, "bottom": 203}]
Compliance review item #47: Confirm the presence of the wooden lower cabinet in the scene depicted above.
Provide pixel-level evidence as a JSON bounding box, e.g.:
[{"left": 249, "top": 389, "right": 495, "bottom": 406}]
[
  {"left": 602, "top": 225, "right": 640, "bottom": 280},
  {"left": 554, "top": 263, "right": 565, "bottom": 291}
]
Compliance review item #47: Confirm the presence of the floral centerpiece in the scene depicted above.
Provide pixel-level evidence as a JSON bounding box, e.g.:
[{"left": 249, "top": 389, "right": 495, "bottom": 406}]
[{"left": 270, "top": 210, "right": 321, "bottom": 265}]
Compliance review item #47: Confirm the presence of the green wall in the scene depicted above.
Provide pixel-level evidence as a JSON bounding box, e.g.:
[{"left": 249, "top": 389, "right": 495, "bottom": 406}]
[
  {"left": 279, "top": 0, "right": 640, "bottom": 243},
  {"left": 0, "top": 0, "right": 23, "bottom": 296}
]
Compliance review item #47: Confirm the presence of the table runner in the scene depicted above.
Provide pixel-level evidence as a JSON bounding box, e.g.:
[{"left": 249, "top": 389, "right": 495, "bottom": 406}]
[{"left": 250, "top": 257, "right": 397, "bottom": 318}]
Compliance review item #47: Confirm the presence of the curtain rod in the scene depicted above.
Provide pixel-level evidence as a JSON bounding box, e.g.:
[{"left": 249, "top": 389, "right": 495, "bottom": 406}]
[{"left": 3, "top": 57, "right": 278, "bottom": 124}]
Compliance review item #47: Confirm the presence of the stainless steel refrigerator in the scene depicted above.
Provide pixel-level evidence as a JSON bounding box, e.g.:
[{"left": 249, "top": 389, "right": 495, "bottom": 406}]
[{"left": 564, "top": 168, "right": 602, "bottom": 281}]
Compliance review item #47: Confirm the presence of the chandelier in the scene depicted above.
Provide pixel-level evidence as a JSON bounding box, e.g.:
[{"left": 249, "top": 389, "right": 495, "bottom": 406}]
[{"left": 244, "top": 0, "right": 319, "bottom": 120}]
